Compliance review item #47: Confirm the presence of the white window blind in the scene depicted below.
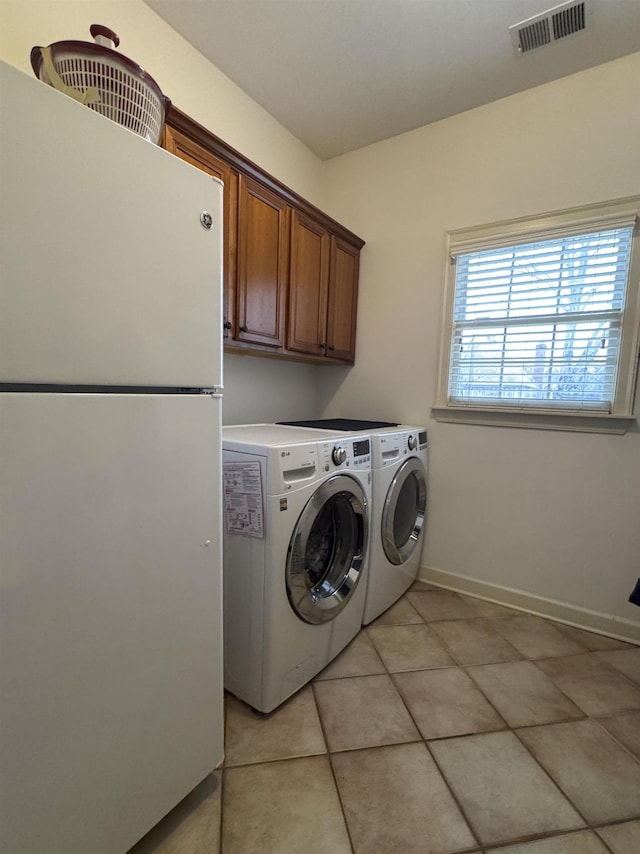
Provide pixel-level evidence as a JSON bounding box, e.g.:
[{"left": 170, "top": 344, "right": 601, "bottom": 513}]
[{"left": 448, "top": 226, "right": 634, "bottom": 412}]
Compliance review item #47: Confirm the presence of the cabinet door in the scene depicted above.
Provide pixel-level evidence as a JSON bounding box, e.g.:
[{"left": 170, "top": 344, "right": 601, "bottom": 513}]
[
  {"left": 164, "top": 126, "right": 237, "bottom": 340},
  {"left": 287, "top": 210, "right": 330, "bottom": 356},
  {"left": 237, "top": 176, "right": 289, "bottom": 348},
  {"left": 326, "top": 237, "right": 360, "bottom": 363}
]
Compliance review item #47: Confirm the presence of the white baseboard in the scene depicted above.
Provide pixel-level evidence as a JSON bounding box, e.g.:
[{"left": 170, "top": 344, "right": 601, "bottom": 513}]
[{"left": 419, "top": 565, "right": 640, "bottom": 645}]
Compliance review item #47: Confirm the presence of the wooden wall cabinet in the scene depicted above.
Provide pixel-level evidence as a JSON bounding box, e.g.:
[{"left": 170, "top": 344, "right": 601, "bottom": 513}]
[
  {"left": 163, "top": 109, "right": 364, "bottom": 364},
  {"left": 326, "top": 236, "right": 360, "bottom": 363},
  {"left": 287, "top": 210, "right": 330, "bottom": 357},
  {"left": 287, "top": 212, "right": 359, "bottom": 363},
  {"left": 236, "top": 176, "right": 289, "bottom": 349}
]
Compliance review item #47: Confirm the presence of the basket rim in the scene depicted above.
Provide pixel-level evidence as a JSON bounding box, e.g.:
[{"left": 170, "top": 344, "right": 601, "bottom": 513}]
[{"left": 30, "top": 42, "right": 170, "bottom": 107}]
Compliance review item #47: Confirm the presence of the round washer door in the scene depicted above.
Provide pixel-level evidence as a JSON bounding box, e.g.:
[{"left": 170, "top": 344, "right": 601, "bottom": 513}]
[
  {"left": 286, "top": 474, "right": 368, "bottom": 625},
  {"left": 381, "top": 457, "right": 427, "bottom": 566}
]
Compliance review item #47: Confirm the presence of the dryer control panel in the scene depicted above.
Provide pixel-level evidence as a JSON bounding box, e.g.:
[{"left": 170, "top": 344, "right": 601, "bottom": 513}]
[
  {"left": 374, "top": 428, "right": 428, "bottom": 469},
  {"left": 318, "top": 437, "right": 371, "bottom": 473}
]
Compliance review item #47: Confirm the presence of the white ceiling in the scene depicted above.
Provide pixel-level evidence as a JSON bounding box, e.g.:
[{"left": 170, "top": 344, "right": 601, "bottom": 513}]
[{"left": 144, "top": 0, "right": 640, "bottom": 160}]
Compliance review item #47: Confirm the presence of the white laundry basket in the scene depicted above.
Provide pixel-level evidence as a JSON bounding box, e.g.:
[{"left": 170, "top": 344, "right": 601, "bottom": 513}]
[{"left": 30, "top": 25, "right": 170, "bottom": 144}]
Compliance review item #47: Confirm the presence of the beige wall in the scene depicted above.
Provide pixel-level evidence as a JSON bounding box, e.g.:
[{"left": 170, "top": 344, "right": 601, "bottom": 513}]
[
  {"left": 224, "top": 353, "right": 318, "bottom": 424},
  {"left": 318, "top": 53, "right": 640, "bottom": 635},
  {"left": 3, "top": 1, "right": 638, "bottom": 634},
  {"left": 0, "top": 0, "right": 323, "bottom": 198},
  {"left": 0, "top": 0, "right": 321, "bottom": 425}
]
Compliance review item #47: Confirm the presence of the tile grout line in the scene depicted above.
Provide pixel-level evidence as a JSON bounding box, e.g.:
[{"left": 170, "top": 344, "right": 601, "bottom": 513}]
[
  {"left": 367, "top": 608, "right": 486, "bottom": 852},
  {"left": 364, "top": 598, "right": 640, "bottom": 847},
  {"left": 309, "top": 679, "right": 357, "bottom": 854},
  {"left": 419, "top": 583, "right": 640, "bottom": 649},
  {"left": 323, "top": 607, "right": 486, "bottom": 852},
  {"left": 520, "top": 650, "right": 640, "bottom": 765},
  {"left": 508, "top": 724, "right": 598, "bottom": 833},
  {"left": 404, "top": 646, "right": 591, "bottom": 851},
  {"left": 590, "top": 823, "right": 631, "bottom": 854},
  {"left": 432, "top": 615, "right": 525, "bottom": 665},
  {"left": 511, "top": 715, "right": 640, "bottom": 833},
  {"left": 419, "top": 602, "right": 640, "bottom": 740},
  {"left": 224, "top": 674, "right": 640, "bottom": 830},
  {"left": 589, "top": 714, "right": 640, "bottom": 766},
  {"left": 435, "top": 617, "right": 640, "bottom": 833},
  {"left": 461, "top": 662, "right": 587, "bottom": 730},
  {"left": 479, "top": 826, "right": 618, "bottom": 853},
  {"left": 592, "top": 650, "right": 640, "bottom": 690},
  {"left": 218, "top": 595, "right": 639, "bottom": 852}
]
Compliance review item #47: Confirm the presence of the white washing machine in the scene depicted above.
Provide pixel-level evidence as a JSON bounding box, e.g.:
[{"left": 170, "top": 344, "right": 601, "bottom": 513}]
[
  {"left": 279, "top": 420, "right": 428, "bottom": 624},
  {"left": 222, "top": 423, "right": 372, "bottom": 713}
]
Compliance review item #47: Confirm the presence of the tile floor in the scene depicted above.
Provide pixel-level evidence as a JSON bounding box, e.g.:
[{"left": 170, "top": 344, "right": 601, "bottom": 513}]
[{"left": 129, "top": 583, "right": 640, "bottom": 854}]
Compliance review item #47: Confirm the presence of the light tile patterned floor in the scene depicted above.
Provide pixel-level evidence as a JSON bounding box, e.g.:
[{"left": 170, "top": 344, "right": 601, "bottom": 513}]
[{"left": 129, "top": 583, "right": 640, "bottom": 854}]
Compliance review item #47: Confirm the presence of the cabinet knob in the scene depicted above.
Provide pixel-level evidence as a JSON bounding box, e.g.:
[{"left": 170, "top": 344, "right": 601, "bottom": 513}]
[
  {"left": 319, "top": 343, "right": 326, "bottom": 350},
  {"left": 328, "top": 345, "right": 335, "bottom": 351},
  {"left": 223, "top": 320, "right": 232, "bottom": 330},
  {"left": 239, "top": 324, "right": 248, "bottom": 333}
]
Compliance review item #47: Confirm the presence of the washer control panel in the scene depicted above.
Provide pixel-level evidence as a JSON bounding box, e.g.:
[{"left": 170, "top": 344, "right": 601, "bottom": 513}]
[
  {"left": 332, "top": 446, "right": 347, "bottom": 465},
  {"left": 319, "top": 437, "right": 371, "bottom": 472}
]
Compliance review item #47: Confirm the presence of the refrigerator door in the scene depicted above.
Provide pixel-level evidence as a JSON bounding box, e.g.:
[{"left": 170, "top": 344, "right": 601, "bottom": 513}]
[
  {"left": 0, "top": 393, "right": 224, "bottom": 854},
  {"left": 0, "top": 61, "right": 222, "bottom": 389}
]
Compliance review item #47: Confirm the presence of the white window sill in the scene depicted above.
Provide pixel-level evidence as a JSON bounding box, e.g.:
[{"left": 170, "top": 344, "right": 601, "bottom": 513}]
[{"left": 431, "top": 405, "right": 637, "bottom": 435}]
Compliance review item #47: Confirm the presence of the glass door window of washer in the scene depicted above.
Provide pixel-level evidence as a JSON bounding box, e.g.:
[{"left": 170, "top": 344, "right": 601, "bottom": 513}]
[{"left": 286, "top": 475, "right": 368, "bottom": 624}]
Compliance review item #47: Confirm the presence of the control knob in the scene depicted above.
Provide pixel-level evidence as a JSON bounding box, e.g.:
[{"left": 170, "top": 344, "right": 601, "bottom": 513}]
[
  {"left": 332, "top": 446, "right": 347, "bottom": 465},
  {"left": 407, "top": 435, "right": 417, "bottom": 451}
]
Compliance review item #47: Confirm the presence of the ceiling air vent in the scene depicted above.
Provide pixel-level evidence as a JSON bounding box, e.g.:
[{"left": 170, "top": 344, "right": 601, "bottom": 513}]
[{"left": 509, "top": 0, "right": 591, "bottom": 56}]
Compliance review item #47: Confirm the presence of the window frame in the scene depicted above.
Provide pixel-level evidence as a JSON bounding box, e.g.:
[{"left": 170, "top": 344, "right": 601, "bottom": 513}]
[{"left": 433, "top": 197, "right": 640, "bottom": 434}]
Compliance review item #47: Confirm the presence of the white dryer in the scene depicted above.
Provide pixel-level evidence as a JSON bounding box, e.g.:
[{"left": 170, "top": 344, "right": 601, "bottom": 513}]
[
  {"left": 279, "top": 420, "right": 428, "bottom": 624},
  {"left": 222, "top": 424, "right": 372, "bottom": 713},
  {"left": 364, "top": 426, "right": 428, "bottom": 623}
]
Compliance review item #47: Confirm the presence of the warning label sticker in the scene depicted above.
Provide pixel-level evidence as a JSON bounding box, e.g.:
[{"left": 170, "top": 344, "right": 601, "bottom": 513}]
[{"left": 223, "top": 461, "right": 264, "bottom": 538}]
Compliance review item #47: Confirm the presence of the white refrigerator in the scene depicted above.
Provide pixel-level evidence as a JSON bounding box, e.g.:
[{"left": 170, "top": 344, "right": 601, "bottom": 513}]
[{"left": 0, "top": 62, "right": 224, "bottom": 853}]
